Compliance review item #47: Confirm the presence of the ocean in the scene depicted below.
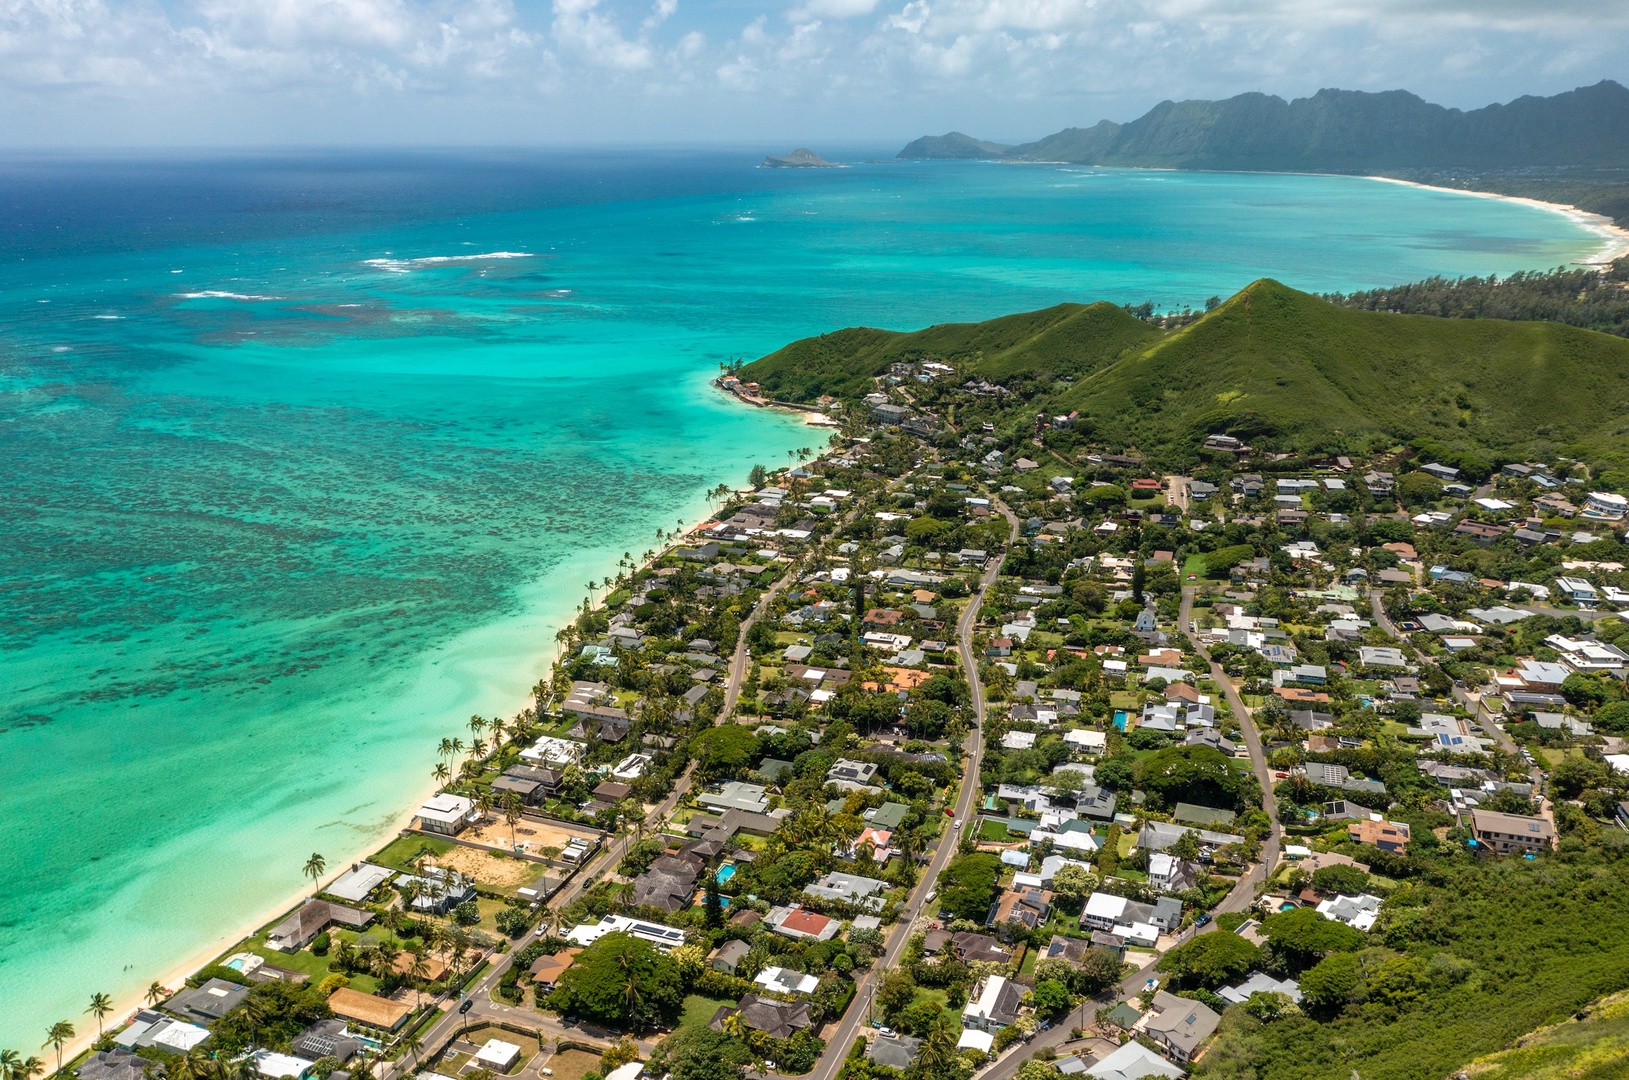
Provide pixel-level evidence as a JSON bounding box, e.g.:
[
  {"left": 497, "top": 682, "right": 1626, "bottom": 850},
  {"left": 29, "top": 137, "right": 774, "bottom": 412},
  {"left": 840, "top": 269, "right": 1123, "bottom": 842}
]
[{"left": 0, "top": 148, "right": 1604, "bottom": 1044}]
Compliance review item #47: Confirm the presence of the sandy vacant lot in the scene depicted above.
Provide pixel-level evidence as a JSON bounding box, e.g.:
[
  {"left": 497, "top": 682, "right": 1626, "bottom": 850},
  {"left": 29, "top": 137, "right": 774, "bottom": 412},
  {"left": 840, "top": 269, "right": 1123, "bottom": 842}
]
[
  {"left": 434, "top": 845, "right": 541, "bottom": 890},
  {"left": 463, "top": 817, "right": 597, "bottom": 859}
]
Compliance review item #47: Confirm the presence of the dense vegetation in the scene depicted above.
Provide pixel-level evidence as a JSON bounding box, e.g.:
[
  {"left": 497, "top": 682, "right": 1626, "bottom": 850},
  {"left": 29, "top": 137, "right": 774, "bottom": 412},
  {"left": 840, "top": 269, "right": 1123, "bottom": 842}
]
[
  {"left": 739, "top": 279, "right": 1629, "bottom": 469},
  {"left": 1328, "top": 257, "right": 1629, "bottom": 339},
  {"left": 1194, "top": 838, "right": 1629, "bottom": 1080},
  {"left": 898, "top": 80, "right": 1629, "bottom": 171},
  {"left": 740, "top": 302, "right": 1159, "bottom": 402},
  {"left": 1454, "top": 989, "right": 1629, "bottom": 1080}
]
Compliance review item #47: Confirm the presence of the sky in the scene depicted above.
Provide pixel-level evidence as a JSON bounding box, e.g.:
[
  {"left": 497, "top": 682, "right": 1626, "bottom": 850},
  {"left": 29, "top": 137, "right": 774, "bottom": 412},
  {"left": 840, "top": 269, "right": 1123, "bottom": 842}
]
[{"left": 0, "top": 0, "right": 1624, "bottom": 145}]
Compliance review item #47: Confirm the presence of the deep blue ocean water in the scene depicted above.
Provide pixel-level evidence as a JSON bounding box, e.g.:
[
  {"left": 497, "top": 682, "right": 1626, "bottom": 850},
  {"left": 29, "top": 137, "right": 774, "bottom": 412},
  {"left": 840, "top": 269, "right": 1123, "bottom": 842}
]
[{"left": 0, "top": 148, "right": 1604, "bottom": 1043}]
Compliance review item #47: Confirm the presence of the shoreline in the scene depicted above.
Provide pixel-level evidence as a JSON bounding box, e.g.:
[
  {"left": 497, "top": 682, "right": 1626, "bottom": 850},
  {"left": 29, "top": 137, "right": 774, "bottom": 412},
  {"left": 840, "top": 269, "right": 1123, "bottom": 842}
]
[
  {"left": 52, "top": 400, "right": 813, "bottom": 1064},
  {"left": 1362, "top": 175, "right": 1629, "bottom": 265}
]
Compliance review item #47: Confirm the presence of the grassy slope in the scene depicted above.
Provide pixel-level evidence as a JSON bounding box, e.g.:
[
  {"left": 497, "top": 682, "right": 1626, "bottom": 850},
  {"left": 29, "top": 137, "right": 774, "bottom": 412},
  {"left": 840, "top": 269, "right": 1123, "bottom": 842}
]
[
  {"left": 1056, "top": 280, "right": 1629, "bottom": 462},
  {"left": 1460, "top": 991, "right": 1629, "bottom": 1080},
  {"left": 743, "top": 279, "right": 1629, "bottom": 466},
  {"left": 738, "top": 302, "right": 1163, "bottom": 402}
]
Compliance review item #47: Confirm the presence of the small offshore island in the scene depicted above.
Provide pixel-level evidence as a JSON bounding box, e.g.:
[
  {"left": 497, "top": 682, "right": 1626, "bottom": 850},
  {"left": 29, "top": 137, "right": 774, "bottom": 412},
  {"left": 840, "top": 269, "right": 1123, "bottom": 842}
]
[
  {"left": 25, "top": 253, "right": 1629, "bottom": 1080},
  {"left": 761, "top": 148, "right": 839, "bottom": 168}
]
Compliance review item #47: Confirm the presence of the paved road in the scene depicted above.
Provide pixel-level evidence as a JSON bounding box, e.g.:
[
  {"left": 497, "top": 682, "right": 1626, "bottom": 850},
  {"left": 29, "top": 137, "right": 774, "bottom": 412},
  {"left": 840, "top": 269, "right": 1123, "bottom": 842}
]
[
  {"left": 1179, "top": 587, "right": 1280, "bottom": 909},
  {"left": 801, "top": 504, "right": 1019, "bottom": 1080},
  {"left": 396, "top": 476, "right": 917, "bottom": 1073},
  {"left": 1367, "top": 590, "right": 1543, "bottom": 786},
  {"left": 979, "top": 588, "right": 1283, "bottom": 1080}
]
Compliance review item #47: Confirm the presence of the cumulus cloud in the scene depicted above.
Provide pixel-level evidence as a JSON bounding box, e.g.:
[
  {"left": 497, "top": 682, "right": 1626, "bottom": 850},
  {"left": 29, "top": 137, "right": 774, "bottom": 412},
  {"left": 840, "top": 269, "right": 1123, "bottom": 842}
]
[{"left": 0, "top": 0, "right": 1622, "bottom": 141}]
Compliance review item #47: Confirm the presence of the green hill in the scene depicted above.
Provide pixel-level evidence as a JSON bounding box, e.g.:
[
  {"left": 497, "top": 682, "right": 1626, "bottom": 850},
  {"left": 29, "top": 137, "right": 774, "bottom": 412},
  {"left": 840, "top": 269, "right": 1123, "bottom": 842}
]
[
  {"left": 1458, "top": 991, "right": 1629, "bottom": 1080},
  {"left": 737, "top": 280, "right": 1629, "bottom": 468},
  {"left": 739, "top": 301, "right": 1162, "bottom": 401}
]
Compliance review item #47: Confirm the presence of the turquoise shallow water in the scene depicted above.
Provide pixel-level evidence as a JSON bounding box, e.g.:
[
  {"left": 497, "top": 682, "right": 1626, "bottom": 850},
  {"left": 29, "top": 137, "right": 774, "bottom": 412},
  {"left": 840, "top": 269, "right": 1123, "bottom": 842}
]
[{"left": 0, "top": 150, "right": 1605, "bottom": 1044}]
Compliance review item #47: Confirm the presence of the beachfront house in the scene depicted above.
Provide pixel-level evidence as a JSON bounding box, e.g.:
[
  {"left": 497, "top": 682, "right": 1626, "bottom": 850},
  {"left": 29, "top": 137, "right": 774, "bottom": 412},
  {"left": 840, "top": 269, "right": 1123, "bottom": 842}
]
[{"left": 414, "top": 792, "right": 477, "bottom": 835}]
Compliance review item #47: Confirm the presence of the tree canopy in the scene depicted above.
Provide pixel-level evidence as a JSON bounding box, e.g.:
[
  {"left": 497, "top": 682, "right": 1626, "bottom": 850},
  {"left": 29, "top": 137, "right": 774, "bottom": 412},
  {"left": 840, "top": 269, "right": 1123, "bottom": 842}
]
[{"left": 547, "top": 932, "right": 685, "bottom": 1030}]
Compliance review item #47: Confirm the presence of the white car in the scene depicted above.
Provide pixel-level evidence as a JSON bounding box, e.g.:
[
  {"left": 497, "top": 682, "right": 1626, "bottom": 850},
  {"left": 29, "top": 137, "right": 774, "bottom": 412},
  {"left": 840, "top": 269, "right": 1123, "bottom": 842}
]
[{"left": 953, "top": 820, "right": 962, "bottom": 830}]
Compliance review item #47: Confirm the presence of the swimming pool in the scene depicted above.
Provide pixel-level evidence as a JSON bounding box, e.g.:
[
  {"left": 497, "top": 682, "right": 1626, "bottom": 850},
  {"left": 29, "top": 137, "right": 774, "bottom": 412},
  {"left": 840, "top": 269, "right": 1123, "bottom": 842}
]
[
  {"left": 1112, "top": 711, "right": 1128, "bottom": 731},
  {"left": 716, "top": 864, "right": 737, "bottom": 885}
]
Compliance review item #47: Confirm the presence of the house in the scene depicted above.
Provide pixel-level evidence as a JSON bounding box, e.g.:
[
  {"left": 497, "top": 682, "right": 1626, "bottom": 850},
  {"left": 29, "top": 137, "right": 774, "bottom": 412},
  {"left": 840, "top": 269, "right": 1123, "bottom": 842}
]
[
  {"left": 698, "top": 781, "right": 771, "bottom": 814},
  {"left": 1555, "top": 577, "right": 1599, "bottom": 604},
  {"left": 327, "top": 988, "right": 412, "bottom": 1032},
  {"left": 962, "top": 975, "right": 1024, "bottom": 1030},
  {"left": 77, "top": 1051, "right": 149, "bottom": 1080},
  {"left": 755, "top": 967, "right": 820, "bottom": 996},
  {"left": 987, "top": 887, "right": 1052, "bottom": 929},
  {"left": 1584, "top": 491, "right": 1629, "bottom": 520},
  {"left": 320, "top": 862, "right": 395, "bottom": 904},
  {"left": 868, "top": 1034, "right": 923, "bottom": 1070},
  {"left": 414, "top": 792, "right": 477, "bottom": 835},
  {"left": 266, "top": 899, "right": 373, "bottom": 952},
  {"left": 711, "top": 940, "right": 751, "bottom": 973},
  {"left": 1149, "top": 852, "right": 1199, "bottom": 893},
  {"left": 111, "top": 1012, "right": 209, "bottom": 1053},
  {"left": 766, "top": 905, "right": 840, "bottom": 941},
  {"left": 948, "top": 931, "right": 1015, "bottom": 966},
  {"left": 803, "top": 870, "right": 889, "bottom": 910},
  {"left": 1139, "top": 820, "right": 1243, "bottom": 857},
  {"left": 1145, "top": 991, "right": 1221, "bottom": 1063},
  {"left": 395, "top": 868, "right": 476, "bottom": 914},
  {"left": 1348, "top": 817, "right": 1411, "bottom": 853},
  {"left": 629, "top": 851, "right": 705, "bottom": 914},
  {"left": 1173, "top": 803, "right": 1236, "bottom": 828},
  {"left": 491, "top": 769, "right": 553, "bottom": 805},
  {"left": 1357, "top": 646, "right": 1409, "bottom": 669},
  {"left": 528, "top": 948, "right": 582, "bottom": 990},
  {"left": 473, "top": 1040, "right": 522, "bottom": 1073},
  {"left": 1085, "top": 1042, "right": 1184, "bottom": 1080},
  {"left": 167, "top": 978, "right": 251, "bottom": 1024},
  {"left": 1471, "top": 808, "right": 1557, "bottom": 855},
  {"left": 566, "top": 914, "right": 687, "bottom": 951},
  {"left": 1316, "top": 893, "right": 1383, "bottom": 931},
  {"left": 712, "top": 995, "right": 812, "bottom": 1039},
  {"left": 1218, "top": 972, "right": 1302, "bottom": 1005},
  {"left": 521, "top": 735, "right": 587, "bottom": 768}
]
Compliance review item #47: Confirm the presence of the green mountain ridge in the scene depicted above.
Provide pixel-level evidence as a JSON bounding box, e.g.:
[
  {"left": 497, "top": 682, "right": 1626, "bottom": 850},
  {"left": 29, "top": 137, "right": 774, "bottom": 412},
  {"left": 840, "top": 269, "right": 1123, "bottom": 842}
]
[
  {"left": 737, "top": 280, "right": 1629, "bottom": 468},
  {"left": 897, "top": 81, "right": 1629, "bottom": 171}
]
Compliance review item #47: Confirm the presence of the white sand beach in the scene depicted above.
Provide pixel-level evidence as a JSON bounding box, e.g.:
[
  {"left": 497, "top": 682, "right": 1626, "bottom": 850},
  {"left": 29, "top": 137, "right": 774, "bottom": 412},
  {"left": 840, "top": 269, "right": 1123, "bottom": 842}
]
[{"left": 1365, "top": 176, "right": 1629, "bottom": 265}]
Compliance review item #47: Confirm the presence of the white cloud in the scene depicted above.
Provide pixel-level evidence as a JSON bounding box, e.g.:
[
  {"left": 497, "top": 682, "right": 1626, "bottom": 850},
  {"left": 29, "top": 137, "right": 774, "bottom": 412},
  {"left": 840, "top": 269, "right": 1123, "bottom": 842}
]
[{"left": 0, "top": 0, "right": 1623, "bottom": 142}]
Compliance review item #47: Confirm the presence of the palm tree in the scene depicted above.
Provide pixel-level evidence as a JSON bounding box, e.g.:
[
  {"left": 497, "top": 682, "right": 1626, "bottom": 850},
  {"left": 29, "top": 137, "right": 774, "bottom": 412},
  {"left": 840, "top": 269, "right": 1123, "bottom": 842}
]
[
  {"left": 43, "top": 1022, "right": 73, "bottom": 1078},
  {"left": 85, "top": 994, "right": 113, "bottom": 1038},
  {"left": 144, "top": 982, "right": 166, "bottom": 1007},
  {"left": 396, "top": 1030, "right": 424, "bottom": 1066},
  {"left": 503, "top": 794, "right": 523, "bottom": 848},
  {"left": 917, "top": 1022, "right": 956, "bottom": 1075},
  {"left": 468, "top": 715, "right": 487, "bottom": 742},
  {"left": 14, "top": 1058, "right": 45, "bottom": 1080},
  {"left": 432, "top": 761, "right": 451, "bottom": 785},
  {"left": 3, "top": 1049, "right": 24, "bottom": 1080},
  {"left": 302, "top": 852, "right": 326, "bottom": 892}
]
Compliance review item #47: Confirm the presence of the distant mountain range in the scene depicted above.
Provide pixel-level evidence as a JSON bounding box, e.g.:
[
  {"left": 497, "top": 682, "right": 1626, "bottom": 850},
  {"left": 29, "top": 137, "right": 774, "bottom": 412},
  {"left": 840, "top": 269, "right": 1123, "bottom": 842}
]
[{"left": 898, "top": 81, "right": 1629, "bottom": 171}]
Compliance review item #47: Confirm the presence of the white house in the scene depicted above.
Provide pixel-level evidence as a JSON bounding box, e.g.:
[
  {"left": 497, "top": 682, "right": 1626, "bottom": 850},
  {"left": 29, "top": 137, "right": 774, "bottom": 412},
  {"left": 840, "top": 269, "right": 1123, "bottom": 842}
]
[
  {"left": 414, "top": 793, "right": 477, "bottom": 836},
  {"left": 521, "top": 735, "right": 586, "bottom": 768}
]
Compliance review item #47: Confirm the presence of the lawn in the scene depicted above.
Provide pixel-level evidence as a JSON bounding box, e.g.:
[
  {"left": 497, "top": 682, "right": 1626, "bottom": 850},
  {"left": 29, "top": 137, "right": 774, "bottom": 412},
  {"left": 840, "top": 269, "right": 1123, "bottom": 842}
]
[
  {"left": 372, "top": 834, "right": 457, "bottom": 871},
  {"left": 674, "top": 994, "right": 735, "bottom": 1040},
  {"left": 540, "top": 1049, "right": 604, "bottom": 1080},
  {"left": 979, "top": 819, "right": 1010, "bottom": 842}
]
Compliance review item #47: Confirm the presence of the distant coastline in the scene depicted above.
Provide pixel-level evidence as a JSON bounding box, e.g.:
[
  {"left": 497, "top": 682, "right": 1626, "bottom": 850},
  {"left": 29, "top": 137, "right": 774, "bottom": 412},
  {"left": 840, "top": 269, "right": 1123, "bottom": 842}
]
[{"left": 1365, "top": 175, "right": 1629, "bottom": 265}]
